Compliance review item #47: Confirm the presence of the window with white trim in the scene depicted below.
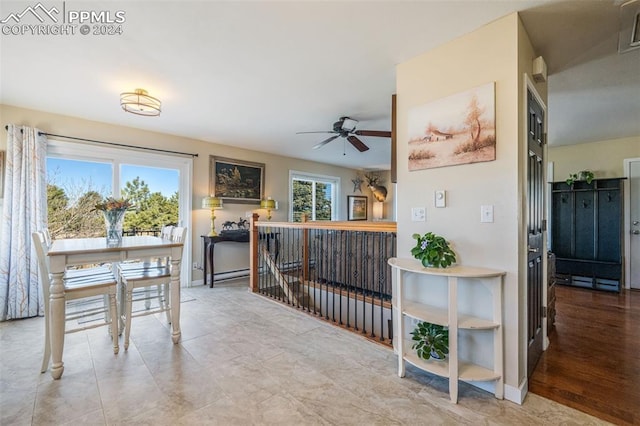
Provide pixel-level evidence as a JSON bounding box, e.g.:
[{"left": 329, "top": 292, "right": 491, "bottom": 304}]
[
  {"left": 289, "top": 171, "right": 339, "bottom": 222},
  {"left": 46, "top": 140, "right": 193, "bottom": 286}
]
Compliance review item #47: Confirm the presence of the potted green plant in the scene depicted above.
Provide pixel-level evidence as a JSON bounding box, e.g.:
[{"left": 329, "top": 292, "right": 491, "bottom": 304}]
[
  {"left": 566, "top": 170, "right": 594, "bottom": 186},
  {"left": 411, "top": 232, "right": 456, "bottom": 268},
  {"left": 411, "top": 321, "right": 449, "bottom": 360}
]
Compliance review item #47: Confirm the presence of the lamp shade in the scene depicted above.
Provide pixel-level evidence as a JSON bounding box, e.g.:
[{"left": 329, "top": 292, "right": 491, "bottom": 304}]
[
  {"left": 202, "top": 196, "right": 223, "bottom": 209},
  {"left": 260, "top": 197, "right": 276, "bottom": 209},
  {"left": 373, "top": 201, "right": 384, "bottom": 220}
]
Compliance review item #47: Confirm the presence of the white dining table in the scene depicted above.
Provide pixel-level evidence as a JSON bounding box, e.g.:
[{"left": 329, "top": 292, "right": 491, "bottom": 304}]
[{"left": 47, "top": 236, "right": 184, "bottom": 379}]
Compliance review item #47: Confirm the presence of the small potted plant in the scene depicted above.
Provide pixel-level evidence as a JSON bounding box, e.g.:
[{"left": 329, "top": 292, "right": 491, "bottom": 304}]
[
  {"left": 411, "top": 321, "right": 449, "bottom": 360},
  {"left": 411, "top": 232, "right": 456, "bottom": 268},
  {"left": 566, "top": 170, "right": 594, "bottom": 186}
]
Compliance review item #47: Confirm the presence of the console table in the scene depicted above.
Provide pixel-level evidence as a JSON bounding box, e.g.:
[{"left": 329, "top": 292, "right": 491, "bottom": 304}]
[
  {"left": 389, "top": 257, "right": 505, "bottom": 403},
  {"left": 202, "top": 232, "right": 279, "bottom": 287}
]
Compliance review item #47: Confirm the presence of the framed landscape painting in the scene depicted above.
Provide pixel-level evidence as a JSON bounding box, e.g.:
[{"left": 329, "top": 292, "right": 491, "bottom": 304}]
[
  {"left": 407, "top": 82, "right": 496, "bottom": 171},
  {"left": 347, "top": 195, "right": 367, "bottom": 221},
  {"left": 210, "top": 156, "right": 264, "bottom": 204}
]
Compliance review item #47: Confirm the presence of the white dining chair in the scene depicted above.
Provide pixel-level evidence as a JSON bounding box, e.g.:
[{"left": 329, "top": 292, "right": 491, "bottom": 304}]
[
  {"left": 116, "top": 225, "right": 175, "bottom": 321},
  {"left": 32, "top": 231, "right": 120, "bottom": 373},
  {"left": 118, "top": 226, "right": 187, "bottom": 350},
  {"left": 118, "top": 225, "right": 174, "bottom": 271}
]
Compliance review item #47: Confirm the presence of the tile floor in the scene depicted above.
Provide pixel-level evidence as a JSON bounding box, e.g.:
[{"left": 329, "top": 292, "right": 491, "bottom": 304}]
[{"left": 1, "top": 279, "right": 609, "bottom": 425}]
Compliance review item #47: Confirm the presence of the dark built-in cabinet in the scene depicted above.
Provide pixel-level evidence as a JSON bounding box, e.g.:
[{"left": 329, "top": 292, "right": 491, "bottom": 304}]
[{"left": 550, "top": 178, "right": 624, "bottom": 292}]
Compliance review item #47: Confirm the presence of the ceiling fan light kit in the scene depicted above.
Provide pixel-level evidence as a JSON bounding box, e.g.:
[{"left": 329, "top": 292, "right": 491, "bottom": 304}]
[
  {"left": 297, "top": 116, "right": 391, "bottom": 153},
  {"left": 120, "top": 88, "right": 161, "bottom": 116},
  {"left": 340, "top": 117, "right": 358, "bottom": 132}
]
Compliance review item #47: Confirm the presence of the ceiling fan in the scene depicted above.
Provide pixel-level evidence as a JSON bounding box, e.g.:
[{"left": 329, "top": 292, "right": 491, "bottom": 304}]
[{"left": 297, "top": 116, "right": 391, "bottom": 152}]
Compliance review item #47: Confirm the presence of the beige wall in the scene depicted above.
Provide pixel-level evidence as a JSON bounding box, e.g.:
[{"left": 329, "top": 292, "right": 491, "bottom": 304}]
[
  {"left": 548, "top": 136, "right": 640, "bottom": 181},
  {"left": 0, "top": 104, "right": 377, "bottom": 283},
  {"left": 396, "top": 13, "right": 546, "bottom": 401}
]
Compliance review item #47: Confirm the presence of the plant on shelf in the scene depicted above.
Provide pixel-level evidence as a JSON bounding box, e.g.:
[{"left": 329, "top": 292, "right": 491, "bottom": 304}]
[
  {"left": 411, "top": 321, "right": 449, "bottom": 361},
  {"left": 411, "top": 232, "right": 456, "bottom": 268},
  {"left": 566, "top": 170, "right": 594, "bottom": 186}
]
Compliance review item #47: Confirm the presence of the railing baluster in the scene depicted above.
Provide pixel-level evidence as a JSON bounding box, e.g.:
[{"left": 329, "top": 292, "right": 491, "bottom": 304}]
[
  {"left": 352, "top": 232, "right": 362, "bottom": 331},
  {"left": 345, "top": 230, "right": 351, "bottom": 328},
  {"left": 379, "top": 233, "right": 385, "bottom": 341}
]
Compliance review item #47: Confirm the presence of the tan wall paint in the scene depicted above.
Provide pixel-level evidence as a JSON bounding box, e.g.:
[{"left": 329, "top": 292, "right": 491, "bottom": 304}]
[
  {"left": 549, "top": 136, "right": 640, "bottom": 181},
  {"left": 396, "top": 13, "right": 546, "bottom": 400},
  {"left": 0, "top": 104, "right": 373, "bottom": 282}
]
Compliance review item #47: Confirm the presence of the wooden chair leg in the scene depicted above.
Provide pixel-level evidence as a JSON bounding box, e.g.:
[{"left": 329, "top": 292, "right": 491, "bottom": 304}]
[
  {"left": 41, "top": 313, "right": 51, "bottom": 373},
  {"left": 144, "top": 287, "right": 151, "bottom": 310},
  {"left": 124, "top": 283, "right": 133, "bottom": 350},
  {"left": 109, "top": 293, "right": 119, "bottom": 354},
  {"left": 118, "top": 282, "right": 125, "bottom": 336},
  {"left": 103, "top": 294, "right": 111, "bottom": 326},
  {"left": 163, "top": 284, "right": 171, "bottom": 324}
]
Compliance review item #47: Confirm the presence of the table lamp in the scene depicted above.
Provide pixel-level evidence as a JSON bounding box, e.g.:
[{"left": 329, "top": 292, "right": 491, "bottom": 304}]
[
  {"left": 373, "top": 201, "right": 384, "bottom": 221},
  {"left": 260, "top": 197, "right": 276, "bottom": 221},
  {"left": 202, "top": 196, "right": 223, "bottom": 236}
]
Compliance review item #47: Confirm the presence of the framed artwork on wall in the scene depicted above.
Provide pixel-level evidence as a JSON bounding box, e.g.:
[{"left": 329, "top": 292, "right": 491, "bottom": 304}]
[
  {"left": 407, "top": 81, "right": 496, "bottom": 171},
  {"left": 347, "top": 195, "right": 368, "bottom": 221},
  {"left": 209, "top": 156, "right": 265, "bottom": 204}
]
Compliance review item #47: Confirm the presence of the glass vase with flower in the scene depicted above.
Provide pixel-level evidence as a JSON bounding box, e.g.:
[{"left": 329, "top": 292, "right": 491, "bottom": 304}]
[{"left": 94, "top": 197, "right": 133, "bottom": 245}]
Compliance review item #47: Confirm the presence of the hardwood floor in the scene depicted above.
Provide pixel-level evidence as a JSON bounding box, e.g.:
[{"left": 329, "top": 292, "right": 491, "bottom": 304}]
[{"left": 529, "top": 285, "right": 640, "bottom": 426}]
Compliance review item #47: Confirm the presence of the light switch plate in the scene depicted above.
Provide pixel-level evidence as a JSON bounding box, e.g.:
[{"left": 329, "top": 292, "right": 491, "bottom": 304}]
[
  {"left": 411, "top": 207, "right": 426, "bottom": 222},
  {"left": 435, "top": 190, "right": 446, "bottom": 208},
  {"left": 480, "top": 205, "right": 494, "bottom": 223}
]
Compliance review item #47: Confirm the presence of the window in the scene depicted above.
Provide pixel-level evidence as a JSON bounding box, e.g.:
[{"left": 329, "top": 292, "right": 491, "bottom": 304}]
[
  {"left": 289, "top": 171, "right": 339, "bottom": 222},
  {"left": 47, "top": 157, "right": 113, "bottom": 238},
  {"left": 47, "top": 151, "right": 182, "bottom": 239},
  {"left": 46, "top": 140, "right": 193, "bottom": 286}
]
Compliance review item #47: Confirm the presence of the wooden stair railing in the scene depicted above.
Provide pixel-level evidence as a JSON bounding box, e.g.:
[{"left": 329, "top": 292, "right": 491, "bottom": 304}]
[{"left": 249, "top": 213, "right": 397, "bottom": 344}]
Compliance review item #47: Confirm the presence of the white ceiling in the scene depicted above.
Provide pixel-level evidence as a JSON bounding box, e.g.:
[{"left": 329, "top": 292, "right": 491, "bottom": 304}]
[{"left": 1, "top": 1, "right": 638, "bottom": 170}]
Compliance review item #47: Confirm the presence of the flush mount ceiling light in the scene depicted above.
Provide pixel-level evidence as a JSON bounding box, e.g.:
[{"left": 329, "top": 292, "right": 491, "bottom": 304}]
[{"left": 120, "top": 88, "right": 161, "bottom": 116}]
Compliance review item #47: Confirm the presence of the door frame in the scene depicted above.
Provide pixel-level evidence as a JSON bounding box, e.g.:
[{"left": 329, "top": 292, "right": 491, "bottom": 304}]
[
  {"left": 623, "top": 157, "right": 640, "bottom": 289},
  {"left": 523, "top": 75, "right": 549, "bottom": 359}
]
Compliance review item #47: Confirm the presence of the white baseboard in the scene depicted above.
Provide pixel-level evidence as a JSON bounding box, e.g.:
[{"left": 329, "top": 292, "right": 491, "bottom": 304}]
[
  {"left": 504, "top": 379, "right": 527, "bottom": 405},
  {"left": 191, "top": 278, "right": 204, "bottom": 287}
]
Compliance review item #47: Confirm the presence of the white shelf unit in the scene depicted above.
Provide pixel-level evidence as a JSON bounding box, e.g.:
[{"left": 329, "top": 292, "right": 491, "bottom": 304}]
[{"left": 389, "top": 257, "right": 505, "bottom": 403}]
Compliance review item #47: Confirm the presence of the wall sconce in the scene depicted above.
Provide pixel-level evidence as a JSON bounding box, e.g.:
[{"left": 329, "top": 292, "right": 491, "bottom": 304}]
[
  {"left": 202, "top": 196, "right": 223, "bottom": 236},
  {"left": 373, "top": 201, "right": 384, "bottom": 220},
  {"left": 260, "top": 197, "right": 276, "bottom": 220}
]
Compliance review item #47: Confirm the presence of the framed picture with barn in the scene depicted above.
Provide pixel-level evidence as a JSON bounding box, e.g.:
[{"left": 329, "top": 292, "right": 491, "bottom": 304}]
[
  {"left": 347, "top": 195, "right": 368, "bottom": 221},
  {"left": 209, "top": 156, "right": 265, "bottom": 204},
  {"left": 407, "top": 81, "right": 496, "bottom": 171}
]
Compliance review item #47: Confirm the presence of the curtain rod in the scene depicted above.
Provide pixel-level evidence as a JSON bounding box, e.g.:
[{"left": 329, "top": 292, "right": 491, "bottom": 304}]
[
  {"left": 40, "top": 132, "right": 199, "bottom": 158},
  {"left": 4, "top": 126, "right": 199, "bottom": 158}
]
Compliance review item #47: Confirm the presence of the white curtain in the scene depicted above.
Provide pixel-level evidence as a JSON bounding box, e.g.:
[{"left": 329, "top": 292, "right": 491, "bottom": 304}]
[{"left": 0, "top": 125, "right": 47, "bottom": 320}]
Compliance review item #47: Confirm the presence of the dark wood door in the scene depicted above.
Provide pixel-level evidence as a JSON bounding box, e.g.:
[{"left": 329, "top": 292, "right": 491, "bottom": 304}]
[{"left": 527, "top": 89, "right": 545, "bottom": 377}]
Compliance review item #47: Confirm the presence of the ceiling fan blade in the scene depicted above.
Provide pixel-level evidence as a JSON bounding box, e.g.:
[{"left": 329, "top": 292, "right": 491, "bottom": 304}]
[
  {"left": 353, "top": 130, "right": 392, "bottom": 138},
  {"left": 296, "top": 131, "right": 338, "bottom": 135},
  {"left": 347, "top": 135, "right": 369, "bottom": 152},
  {"left": 312, "top": 135, "right": 340, "bottom": 150}
]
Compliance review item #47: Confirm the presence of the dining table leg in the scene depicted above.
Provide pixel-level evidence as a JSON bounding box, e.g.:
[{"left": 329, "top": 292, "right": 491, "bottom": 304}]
[
  {"left": 170, "top": 258, "right": 181, "bottom": 344},
  {"left": 49, "top": 261, "right": 66, "bottom": 379}
]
